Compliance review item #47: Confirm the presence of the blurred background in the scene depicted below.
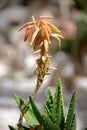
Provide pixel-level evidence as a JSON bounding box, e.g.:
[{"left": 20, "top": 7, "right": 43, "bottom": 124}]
[{"left": 0, "top": 0, "right": 87, "bottom": 130}]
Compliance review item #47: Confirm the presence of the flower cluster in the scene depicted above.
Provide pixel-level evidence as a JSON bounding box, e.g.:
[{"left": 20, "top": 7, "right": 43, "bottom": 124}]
[{"left": 19, "top": 16, "right": 63, "bottom": 96}]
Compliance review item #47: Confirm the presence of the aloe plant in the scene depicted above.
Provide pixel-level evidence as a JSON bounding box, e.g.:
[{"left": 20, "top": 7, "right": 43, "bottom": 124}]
[
  {"left": 9, "top": 79, "right": 77, "bottom": 130},
  {"left": 9, "top": 16, "right": 77, "bottom": 130}
]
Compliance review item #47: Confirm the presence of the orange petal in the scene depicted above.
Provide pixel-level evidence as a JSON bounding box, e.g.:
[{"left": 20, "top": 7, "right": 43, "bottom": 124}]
[
  {"left": 32, "top": 16, "right": 36, "bottom": 22},
  {"left": 44, "top": 39, "right": 49, "bottom": 52},
  {"left": 32, "top": 15, "right": 37, "bottom": 28},
  {"left": 30, "top": 28, "right": 39, "bottom": 45},
  {"left": 47, "top": 22, "right": 61, "bottom": 33},
  {"left": 24, "top": 28, "right": 30, "bottom": 41},
  {"left": 39, "top": 16, "right": 53, "bottom": 19},
  {"left": 41, "top": 25, "right": 50, "bottom": 42},
  {"left": 18, "top": 22, "right": 35, "bottom": 31},
  {"left": 28, "top": 24, "right": 35, "bottom": 29},
  {"left": 41, "top": 20, "right": 51, "bottom": 34},
  {"left": 51, "top": 34, "right": 61, "bottom": 48},
  {"left": 18, "top": 22, "right": 29, "bottom": 31},
  {"left": 52, "top": 33, "right": 64, "bottom": 39}
]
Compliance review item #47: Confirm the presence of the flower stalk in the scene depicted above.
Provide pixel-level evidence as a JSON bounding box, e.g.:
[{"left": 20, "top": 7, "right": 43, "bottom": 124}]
[{"left": 18, "top": 15, "right": 63, "bottom": 130}]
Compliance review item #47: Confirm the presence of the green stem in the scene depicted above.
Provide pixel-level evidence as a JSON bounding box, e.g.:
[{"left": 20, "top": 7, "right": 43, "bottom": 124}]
[
  {"left": 17, "top": 78, "right": 43, "bottom": 130},
  {"left": 31, "top": 79, "right": 43, "bottom": 98},
  {"left": 18, "top": 113, "right": 23, "bottom": 130}
]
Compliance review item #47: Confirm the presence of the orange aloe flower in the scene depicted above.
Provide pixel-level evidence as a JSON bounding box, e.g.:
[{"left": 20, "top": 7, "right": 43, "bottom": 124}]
[
  {"left": 19, "top": 15, "right": 64, "bottom": 80},
  {"left": 19, "top": 15, "right": 63, "bottom": 51}
]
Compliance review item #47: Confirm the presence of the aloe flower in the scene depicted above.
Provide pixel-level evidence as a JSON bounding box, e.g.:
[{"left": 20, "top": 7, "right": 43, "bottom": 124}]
[{"left": 19, "top": 15, "right": 63, "bottom": 97}]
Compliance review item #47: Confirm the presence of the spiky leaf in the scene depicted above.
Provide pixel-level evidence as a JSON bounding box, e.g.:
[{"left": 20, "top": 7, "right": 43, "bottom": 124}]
[
  {"left": 45, "top": 88, "right": 53, "bottom": 114},
  {"left": 41, "top": 114, "right": 60, "bottom": 130},
  {"left": 52, "top": 80, "right": 59, "bottom": 121},
  {"left": 14, "top": 95, "right": 39, "bottom": 127},
  {"left": 21, "top": 126, "right": 30, "bottom": 130},
  {"left": 24, "top": 108, "right": 40, "bottom": 127},
  {"left": 29, "top": 96, "right": 42, "bottom": 124},
  {"left": 65, "top": 91, "right": 77, "bottom": 130},
  {"left": 56, "top": 79, "right": 65, "bottom": 129},
  {"left": 8, "top": 125, "right": 30, "bottom": 130},
  {"left": 71, "top": 113, "right": 76, "bottom": 130},
  {"left": 14, "top": 94, "right": 24, "bottom": 110},
  {"left": 51, "top": 79, "right": 65, "bottom": 126},
  {"left": 56, "top": 96, "right": 61, "bottom": 127},
  {"left": 8, "top": 126, "right": 16, "bottom": 130},
  {"left": 44, "top": 104, "right": 52, "bottom": 119}
]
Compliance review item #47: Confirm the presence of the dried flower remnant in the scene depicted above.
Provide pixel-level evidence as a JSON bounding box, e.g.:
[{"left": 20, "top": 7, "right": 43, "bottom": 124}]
[{"left": 19, "top": 15, "right": 63, "bottom": 97}]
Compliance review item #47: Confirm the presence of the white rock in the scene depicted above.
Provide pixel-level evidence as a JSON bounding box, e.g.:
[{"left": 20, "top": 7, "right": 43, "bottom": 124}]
[
  {"left": 0, "top": 108, "right": 19, "bottom": 130},
  {"left": 24, "top": 54, "right": 38, "bottom": 76},
  {"left": 52, "top": 51, "right": 75, "bottom": 78},
  {"left": 0, "top": 6, "right": 28, "bottom": 30},
  {"left": 0, "top": 33, "right": 7, "bottom": 46},
  {"left": 0, "top": 62, "right": 10, "bottom": 77},
  {"left": 74, "top": 76, "right": 87, "bottom": 91},
  {"left": 61, "top": 61, "right": 74, "bottom": 77}
]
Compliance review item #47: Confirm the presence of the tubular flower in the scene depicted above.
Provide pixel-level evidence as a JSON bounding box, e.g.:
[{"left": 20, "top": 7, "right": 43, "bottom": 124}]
[
  {"left": 19, "top": 15, "right": 63, "bottom": 97},
  {"left": 19, "top": 15, "right": 63, "bottom": 48}
]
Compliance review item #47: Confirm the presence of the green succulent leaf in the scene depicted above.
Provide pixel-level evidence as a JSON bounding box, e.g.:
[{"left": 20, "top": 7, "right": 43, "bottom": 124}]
[
  {"left": 52, "top": 80, "right": 59, "bottom": 121},
  {"left": 56, "top": 96, "right": 61, "bottom": 127},
  {"left": 45, "top": 88, "right": 53, "bottom": 112},
  {"left": 71, "top": 113, "right": 76, "bottom": 130},
  {"left": 24, "top": 108, "right": 40, "bottom": 127},
  {"left": 51, "top": 79, "right": 65, "bottom": 128},
  {"left": 65, "top": 91, "right": 77, "bottom": 130},
  {"left": 44, "top": 87, "right": 53, "bottom": 119},
  {"left": 29, "top": 96, "right": 42, "bottom": 124},
  {"left": 14, "top": 94, "right": 39, "bottom": 127},
  {"left": 56, "top": 79, "right": 65, "bottom": 129},
  {"left": 21, "top": 126, "right": 30, "bottom": 130},
  {"left": 8, "top": 126, "right": 16, "bottom": 130},
  {"left": 29, "top": 96, "right": 61, "bottom": 130},
  {"left": 8, "top": 125, "right": 30, "bottom": 130},
  {"left": 14, "top": 94, "right": 24, "bottom": 110},
  {"left": 13, "top": 79, "right": 77, "bottom": 130},
  {"left": 44, "top": 104, "right": 52, "bottom": 119},
  {"left": 41, "top": 114, "right": 60, "bottom": 130}
]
